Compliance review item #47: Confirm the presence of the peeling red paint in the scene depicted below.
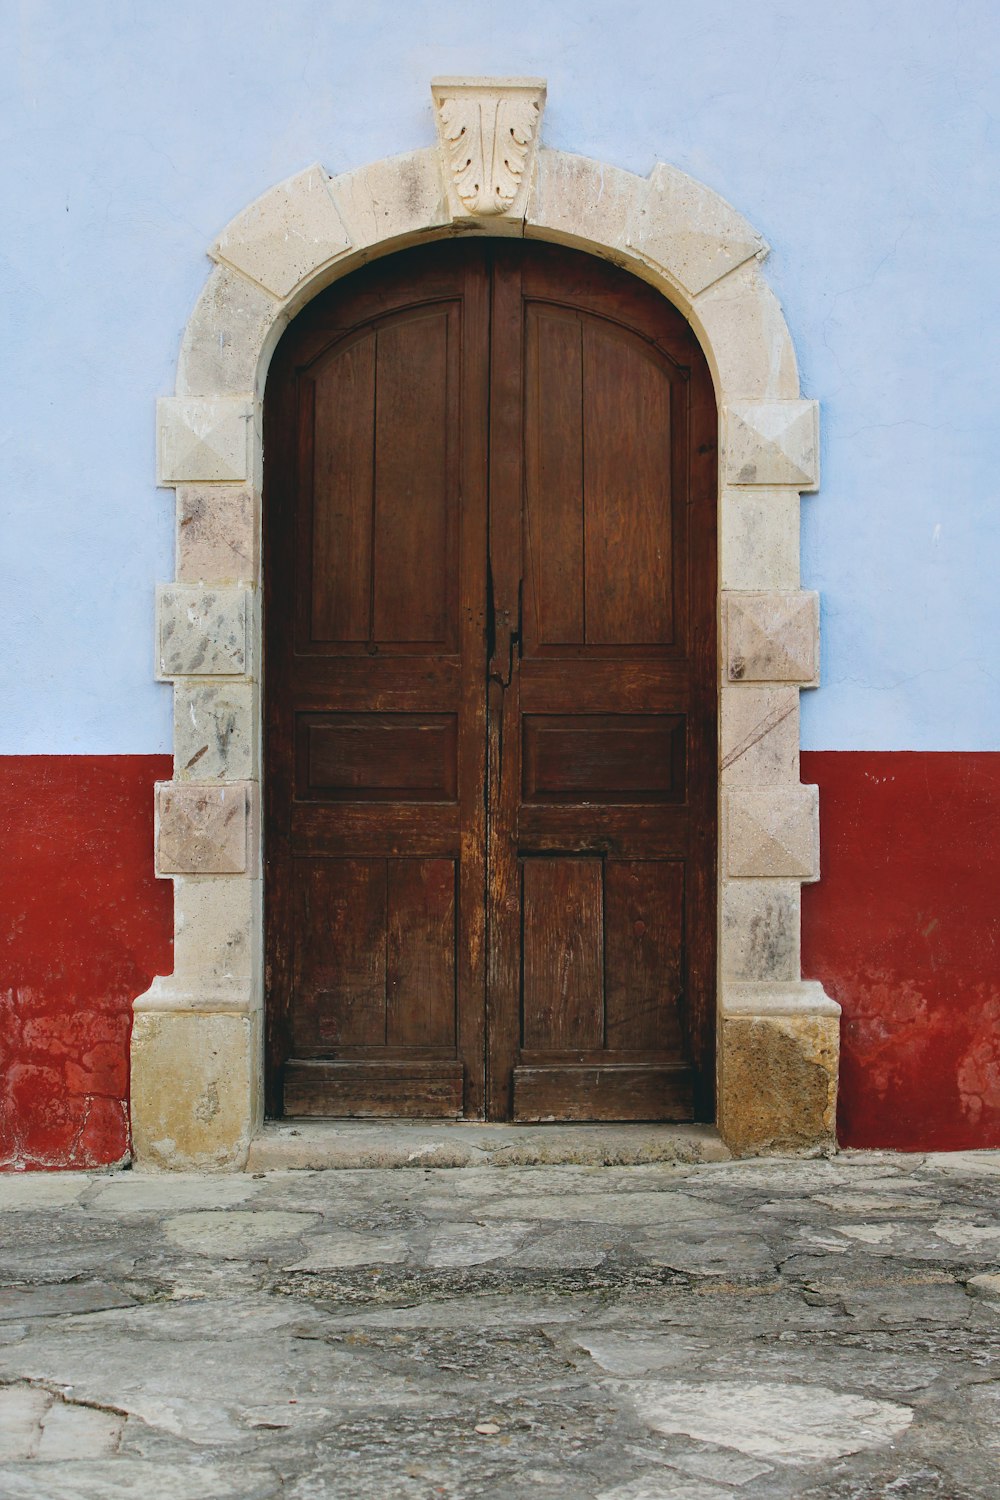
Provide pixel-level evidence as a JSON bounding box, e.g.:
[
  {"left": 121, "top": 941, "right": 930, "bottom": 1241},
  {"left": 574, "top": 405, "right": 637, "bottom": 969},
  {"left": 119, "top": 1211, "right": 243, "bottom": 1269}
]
[
  {"left": 0, "top": 757, "right": 172, "bottom": 1170},
  {"left": 802, "top": 752, "right": 1000, "bottom": 1151}
]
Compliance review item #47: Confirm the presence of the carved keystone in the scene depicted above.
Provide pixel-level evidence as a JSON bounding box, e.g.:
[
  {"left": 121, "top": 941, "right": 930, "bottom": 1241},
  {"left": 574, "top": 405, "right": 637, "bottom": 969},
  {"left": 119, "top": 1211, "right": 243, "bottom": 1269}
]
[
  {"left": 432, "top": 76, "right": 546, "bottom": 220},
  {"left": 725, "top": 591, "right": 819, "bottom": 684}
]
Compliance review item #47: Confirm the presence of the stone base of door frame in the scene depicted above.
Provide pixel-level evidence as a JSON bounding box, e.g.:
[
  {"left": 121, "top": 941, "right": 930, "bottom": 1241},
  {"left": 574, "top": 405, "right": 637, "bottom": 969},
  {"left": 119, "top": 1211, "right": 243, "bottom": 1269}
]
[{"left": 129, "top": 984, "right": 839, "bottom": 1170}]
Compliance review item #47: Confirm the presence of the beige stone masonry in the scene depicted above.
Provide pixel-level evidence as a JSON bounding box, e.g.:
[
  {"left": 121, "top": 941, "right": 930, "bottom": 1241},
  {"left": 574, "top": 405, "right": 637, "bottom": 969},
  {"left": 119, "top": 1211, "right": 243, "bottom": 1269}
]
[
  {"left": 718, "top": 1013, "right": 838, "bottom": 1155},
  {"left": 723, "top": 399, "right": 820, "bottom": 489},
  {"left": 526, "top": 151, "right": 641, "bottom": 259},
  {"left": 693, "top": 265, "right": 800, "bottom": 402},
  {"left": 720, "top": 685, "right": 800, "bottom": 786},
  {"left": 176, "top": 485, "right": 258, "bottom": 585},
  {"left": 176, "top": 268, "right": 280, "bottom": 399},
  {"left": 173, "top": 681, "right": 254, "bottom": 783},
  {"left": 628, "top": 162, "right": 767, "bottom": 298},
  {"left": 155, "top": 781, "right": 255, "bottom": 876},
  {"left": 721, "top": 879, "right": 801, "bottom": 983},
  {"left": 725, "top": 591, "right": 820, "bottom": 685},
  {"left": 211, "top": 164, "right": 352, "bottom": 300},
  {"left": 156, "top": 586, "right": 250, "bottom": 679},
  {"left": 137, "top": 76, "right": 838, "bottom": 1167},
  {"left": 330, "top": 149, "right": 451, "bottom": 261},
  {"left": 720, "top": 488, "right": 801, "bottom": 591},
  {"left": 131, "top": 1011, "right": 260, "bottom": 1170},
  {"left": 157, "top": 397, "right": 253, "bottom": 485},
  {"left": 725, "top": 784, "right": 820, "bottom": 881}
]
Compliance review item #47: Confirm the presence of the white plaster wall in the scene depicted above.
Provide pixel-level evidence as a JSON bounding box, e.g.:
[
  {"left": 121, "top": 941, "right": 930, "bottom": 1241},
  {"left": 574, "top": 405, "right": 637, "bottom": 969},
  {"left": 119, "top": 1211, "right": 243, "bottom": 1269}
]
[{"left": 2, "top": 0, "right": 998, "bottom": 751}]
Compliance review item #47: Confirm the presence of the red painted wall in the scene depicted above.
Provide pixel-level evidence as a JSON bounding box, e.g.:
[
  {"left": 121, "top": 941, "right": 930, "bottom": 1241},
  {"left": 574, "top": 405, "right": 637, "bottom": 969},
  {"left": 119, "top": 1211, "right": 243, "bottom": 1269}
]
[
  {"left": 1, "top": 752, "right": 997, "bottom": 1163},
  {"left": 0, "top": 757, "right": 172, "bottom": 1170},
  {"left": 802, "top": 752, "right": 1000, "bottom": 1151}
]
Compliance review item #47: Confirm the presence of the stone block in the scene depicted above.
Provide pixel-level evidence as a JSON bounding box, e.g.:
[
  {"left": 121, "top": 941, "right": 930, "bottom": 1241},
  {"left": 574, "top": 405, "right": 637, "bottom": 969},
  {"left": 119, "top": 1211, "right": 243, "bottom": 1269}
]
[
  {"left": 432, "top": 77, "right": 546, "bottom": 222},
  {"left": 691, "top": 263, "right": 800, "bottom": 401},
  {"left": 130, "top": 1010, "right": 259, "bottom": 1169},
  {"left": 176, "top": 265, "right": 279, "bottom": 397},
  {"left": 725, "top": 785, "right": 820, "bottom": 880},
  {"left": 172, "top": 874, "right": 256, "bottom": 982},
  {"left": 176, "top": 485, "right": 258, "bottom": 585},
  {"left": 724, "top": 399, "right": 820, "bottom": 489},
  {"left": 155, "top": 782, "right": 254, "bottom": 875},
  {"left": 156, "top": 586, "right": 249, "bottom": 678},
  {"left": 211, "top": 164, "right": 352, "bottom": 300},
  {"left": 331, "top": 149, "right": 451, "bottom": 255},
  {"left": 721, "top": 879, "right": 800, "bottom": 982},
  {"left": 173, "top": 681, "right": 254, "bottom": 781},
  {"left": 628, "top": 161, "right": 767, "bottom": 297},
  {"left": 527, "top": 150, "right": 644, "bottom": 258},
  {"left": 725, "top": 591, "right": 819, "bottom": 685},
  {"left": 720, "top": 488, "right": 800, "bottom": 591},
  {"left": 156, "top": 397, "right": 252, "bottom": 485},
  {"left": 720, "top": 685, "right": 799, "bottom": 786},
  {"left": 718, "top": 1013, "right": 839, "bottom": 1154}
]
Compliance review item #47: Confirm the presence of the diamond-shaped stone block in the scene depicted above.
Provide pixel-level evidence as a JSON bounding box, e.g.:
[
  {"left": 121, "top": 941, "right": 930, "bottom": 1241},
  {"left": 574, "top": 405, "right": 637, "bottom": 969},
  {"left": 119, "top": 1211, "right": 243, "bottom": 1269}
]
[
  {"left": 157, "top": 587, "right": 249, "bottom": 678},
  {"left": 157, "top": 398, "right": 252, "bottom": 485},
  {"left": 156, "top": 782, "right": 253, "bottom": 875},
  {"left": 724, "top": 400, "right": 819, "bottom": 490},
  {"left": 726, "top": 784, "right": 819, "bottom": 881},
  {"left": 726, "top": 592, "right": 819, "bottom": 684},
  {"left": 211, "top": 165, "right": 352, "bottom": 300},
  {"left": 628, "top": 162, "right": 767, "bottom": 297}
]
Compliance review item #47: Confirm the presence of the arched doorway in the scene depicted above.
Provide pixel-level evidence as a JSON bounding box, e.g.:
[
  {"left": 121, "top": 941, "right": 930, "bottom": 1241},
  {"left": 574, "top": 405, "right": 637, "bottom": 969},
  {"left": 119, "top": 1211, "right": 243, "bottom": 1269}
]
[{"left": 262, "top": 239, "right": 717, "bottom": 1122}]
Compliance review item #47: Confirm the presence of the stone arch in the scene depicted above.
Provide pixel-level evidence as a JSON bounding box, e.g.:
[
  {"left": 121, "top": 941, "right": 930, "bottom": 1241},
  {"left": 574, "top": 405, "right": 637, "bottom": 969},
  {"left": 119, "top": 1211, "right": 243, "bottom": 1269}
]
[{"left": 134, "top": 78, "right": 839, "bottom": 1167}]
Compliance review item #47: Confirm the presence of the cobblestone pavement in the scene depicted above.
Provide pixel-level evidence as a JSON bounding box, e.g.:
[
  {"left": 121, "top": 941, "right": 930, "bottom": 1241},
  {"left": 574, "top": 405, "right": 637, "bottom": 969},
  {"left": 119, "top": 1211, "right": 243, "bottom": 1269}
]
[{"left": 1, "top": 1151, "right": 999, "bottom": 1498}]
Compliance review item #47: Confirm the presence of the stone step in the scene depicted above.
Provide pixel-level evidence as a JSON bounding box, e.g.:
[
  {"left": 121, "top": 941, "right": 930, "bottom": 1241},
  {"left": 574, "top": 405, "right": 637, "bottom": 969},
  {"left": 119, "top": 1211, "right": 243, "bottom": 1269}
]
[{"left": 245, "top": 1120, "right": 729, "bottom": 1171}]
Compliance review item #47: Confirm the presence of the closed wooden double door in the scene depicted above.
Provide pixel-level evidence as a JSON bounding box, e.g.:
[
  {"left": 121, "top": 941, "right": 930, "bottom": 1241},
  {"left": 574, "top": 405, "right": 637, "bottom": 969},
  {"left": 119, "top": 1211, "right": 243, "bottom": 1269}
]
[{"left": 264, "top": 240, "right": 717, "bottom": 1122}]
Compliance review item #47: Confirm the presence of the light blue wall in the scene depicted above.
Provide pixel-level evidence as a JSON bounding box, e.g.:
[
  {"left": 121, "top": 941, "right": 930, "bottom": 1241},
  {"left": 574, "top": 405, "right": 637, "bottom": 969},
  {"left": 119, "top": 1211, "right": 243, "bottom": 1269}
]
[{"left": 2, "top": 0, "right": 997, "bottom": 752}]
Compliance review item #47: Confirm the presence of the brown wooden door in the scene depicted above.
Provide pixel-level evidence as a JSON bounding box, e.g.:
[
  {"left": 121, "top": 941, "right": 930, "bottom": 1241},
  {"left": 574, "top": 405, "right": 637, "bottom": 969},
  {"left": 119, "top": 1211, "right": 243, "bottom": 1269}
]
[{"left": 264, "top": 240, "right": 716, "bottom": 1122}]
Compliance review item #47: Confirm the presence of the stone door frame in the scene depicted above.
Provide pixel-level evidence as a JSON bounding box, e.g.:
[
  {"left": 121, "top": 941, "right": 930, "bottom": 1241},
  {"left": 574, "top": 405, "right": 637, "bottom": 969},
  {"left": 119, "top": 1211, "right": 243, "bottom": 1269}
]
[{"left": 133, "top": 77, "right": 840, "bottom": 1168}]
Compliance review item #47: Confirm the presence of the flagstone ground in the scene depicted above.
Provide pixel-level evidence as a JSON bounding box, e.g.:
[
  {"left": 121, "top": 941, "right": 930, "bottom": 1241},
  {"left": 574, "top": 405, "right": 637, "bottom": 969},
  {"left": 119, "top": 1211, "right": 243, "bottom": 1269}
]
[{"left": 0, "top": 1151, "right": 998, "bottom": 1498}]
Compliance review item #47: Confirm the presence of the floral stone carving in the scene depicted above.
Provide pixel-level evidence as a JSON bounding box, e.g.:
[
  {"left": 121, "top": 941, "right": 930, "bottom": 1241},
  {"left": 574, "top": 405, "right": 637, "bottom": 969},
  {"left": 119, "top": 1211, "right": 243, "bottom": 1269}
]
[{"left": 432, "top": 77, "right": 546, "bottom": 219}]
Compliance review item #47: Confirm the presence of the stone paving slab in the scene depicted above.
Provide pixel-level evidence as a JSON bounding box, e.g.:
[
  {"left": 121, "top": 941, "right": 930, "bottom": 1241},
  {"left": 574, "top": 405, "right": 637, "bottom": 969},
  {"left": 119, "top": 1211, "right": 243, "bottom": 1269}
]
[{"left": 0, "top": 1152, "right": 997, "bottom": 1497}]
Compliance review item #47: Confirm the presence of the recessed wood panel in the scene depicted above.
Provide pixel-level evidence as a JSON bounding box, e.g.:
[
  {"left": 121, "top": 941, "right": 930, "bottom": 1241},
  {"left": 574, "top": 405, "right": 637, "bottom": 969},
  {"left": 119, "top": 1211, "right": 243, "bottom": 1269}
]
[
  {"left": 285, "top": 1060, "right": 463, "bottom": 1117},
  {"left": 524, "top": 307, "right": 584, "bottom": 647},
  {"left": 387, "top": 859, "right": 457, "bottom": 1048},
  {"left": 513, "top": 1064, "right": 693, "bottom": 1121},
  {"left": 522, "top": 715, "right": 686, "bottom": 803},
  {"left": 291, "top": 859, "right": 386, "bottom": 1052},
  {"left": 310, "top": 334, "right": 376, "bottom": 643},
  {"left": 521, "top": 858, "right": 604, "bottom": 1050},
  {"left": 372, "top": 311, "right": 452, "bottom": 644},
  {"left": 298, "top": 713, "right": 458, "bottom": 801},
  {"left": 583, "top": 321, "right": 674, "bottom": 646},
  {"left": 604, "top": 861, "right": 685, "bottom": 1052}
]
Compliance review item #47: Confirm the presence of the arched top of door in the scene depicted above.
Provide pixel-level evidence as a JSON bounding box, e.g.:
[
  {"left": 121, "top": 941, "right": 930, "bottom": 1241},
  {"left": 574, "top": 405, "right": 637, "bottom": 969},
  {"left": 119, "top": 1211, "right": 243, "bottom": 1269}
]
[{"left": 161, "top": 78, "right": 818, "bottom": 498}]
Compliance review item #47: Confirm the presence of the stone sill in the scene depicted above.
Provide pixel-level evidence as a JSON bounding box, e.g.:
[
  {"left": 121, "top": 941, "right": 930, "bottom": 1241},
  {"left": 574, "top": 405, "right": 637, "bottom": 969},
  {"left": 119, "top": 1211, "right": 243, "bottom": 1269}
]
[{"left": 246, "top": 1120, "right": 730, "bottom": 1171}]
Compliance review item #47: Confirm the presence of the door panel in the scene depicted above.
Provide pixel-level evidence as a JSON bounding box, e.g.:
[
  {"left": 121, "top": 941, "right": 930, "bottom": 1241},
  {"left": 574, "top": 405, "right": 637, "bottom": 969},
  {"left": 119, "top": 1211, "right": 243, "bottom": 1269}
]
[
  {"left": 487, "top": 245, "right": 716, "bottom": 1121},
  {"left": 265, "top": 239, "right": 716, "bottom": 1122},
  {"left": 265, "top": 244, "right": 489, "bottom": 1118}
]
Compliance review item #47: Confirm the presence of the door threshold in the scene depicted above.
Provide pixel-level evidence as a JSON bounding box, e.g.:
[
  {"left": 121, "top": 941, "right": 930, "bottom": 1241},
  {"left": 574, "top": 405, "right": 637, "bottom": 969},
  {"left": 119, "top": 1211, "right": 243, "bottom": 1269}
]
[{"left": 245, "top": 1119, "right": 729, "bottom": 1171}]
